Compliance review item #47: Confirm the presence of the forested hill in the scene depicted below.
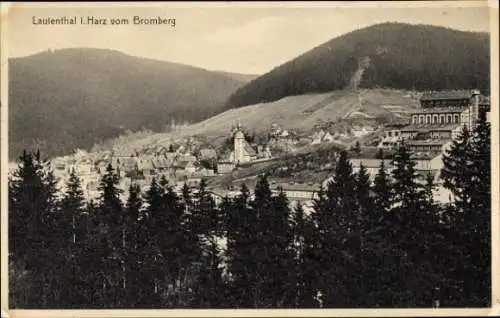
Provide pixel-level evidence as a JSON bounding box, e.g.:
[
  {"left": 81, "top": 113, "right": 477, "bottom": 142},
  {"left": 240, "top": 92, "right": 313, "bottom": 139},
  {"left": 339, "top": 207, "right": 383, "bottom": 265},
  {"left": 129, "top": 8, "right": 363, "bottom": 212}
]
[
  {"left": 225, "top": 23, "right": 490, "bottom": 108},
  {"left": 9, "top": 48, "right": 252, "bottom": 159}
]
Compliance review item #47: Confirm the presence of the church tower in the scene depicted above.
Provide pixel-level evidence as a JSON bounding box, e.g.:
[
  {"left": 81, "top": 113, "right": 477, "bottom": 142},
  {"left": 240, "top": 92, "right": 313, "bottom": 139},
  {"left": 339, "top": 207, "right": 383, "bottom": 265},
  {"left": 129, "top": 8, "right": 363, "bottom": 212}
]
[{"left": 234, "top": 120, "right": 245, "bottom": 164}]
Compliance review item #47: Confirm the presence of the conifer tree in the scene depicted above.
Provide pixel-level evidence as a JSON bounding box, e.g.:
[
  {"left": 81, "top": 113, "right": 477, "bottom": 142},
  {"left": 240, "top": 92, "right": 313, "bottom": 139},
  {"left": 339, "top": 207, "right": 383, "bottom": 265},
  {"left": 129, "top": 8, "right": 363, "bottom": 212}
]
[
  {"left": 8, "top": 150, "right": 59, "bottom": 307},
  {"left": 226, "top": 183, "right": 258, "bottom": 307},
  {"left": 441, "top": 119, "right": 491, "bottom": 306},
  {"left": 291, "top": 202, "right": 318, "bottom": 307},
  {"left": 353, "top": 164, "right": 373, "bottom": 306},
  {"left": 367, "top": 159, "right": 395, "bottom": 306},
  {"left": 390, "top": 143, "right": 438, "bottom": 306},
  {"left": 191, "top": 179, "right": 226, "bottom": 307},
  {"left": 372, "top": 160, "right": 393, "bottom": 214},
  {"left": 260, "top": 188, "right": 295, "bottom": 307},
  {"left": 441, "top": 125, "right": 472, "bottom": 208},
  {"left": 95, "top": 163, "right": 124, "bottom": 307},
  {"left": 159, "top": 181, "right": 190, "bottom": 306},
  {"left": 123, "top": 183, "right": 143, "bottom": 307},
  {"left": 251, "top": 174, "right": 277, "bottom": 307},
  {"left": 138, "top": 177, "right": 163, "bottom": 307},
  {"left": 313, "top": 150, "right": 360, "bottom": 307},
  {"left": 467, "top": 119, "right": 491, "bottom": 306},
  {"left": 58, "top": 169, "right": 87, "bottom": 306}
]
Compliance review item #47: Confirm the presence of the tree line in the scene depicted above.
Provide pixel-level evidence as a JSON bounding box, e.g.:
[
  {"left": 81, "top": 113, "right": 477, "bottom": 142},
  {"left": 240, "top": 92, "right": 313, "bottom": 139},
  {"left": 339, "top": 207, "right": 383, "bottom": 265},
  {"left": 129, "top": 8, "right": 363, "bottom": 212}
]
[{"left": 8, "top": 119, "right": 490, "bottom": 308}]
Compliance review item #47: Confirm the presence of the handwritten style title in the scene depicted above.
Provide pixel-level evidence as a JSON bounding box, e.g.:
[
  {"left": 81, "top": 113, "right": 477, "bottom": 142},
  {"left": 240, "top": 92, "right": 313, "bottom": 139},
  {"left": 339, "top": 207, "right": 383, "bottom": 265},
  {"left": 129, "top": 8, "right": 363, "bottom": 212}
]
[{"left": 32, "top": 16, "right": 177, "bottom": 27}]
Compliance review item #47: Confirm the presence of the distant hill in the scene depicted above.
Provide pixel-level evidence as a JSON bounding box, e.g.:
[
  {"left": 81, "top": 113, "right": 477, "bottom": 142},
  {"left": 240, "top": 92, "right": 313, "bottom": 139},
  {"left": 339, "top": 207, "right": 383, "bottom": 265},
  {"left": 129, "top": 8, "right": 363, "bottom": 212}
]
[
  {"left": 214, "top": 71, "right": 259, "bottom": 83},
  {"left": 225, "top": 22, "right": 490, "bottom": 108},
  {"left": 9, "top": 48, "right": 249, "bottom": 159}
]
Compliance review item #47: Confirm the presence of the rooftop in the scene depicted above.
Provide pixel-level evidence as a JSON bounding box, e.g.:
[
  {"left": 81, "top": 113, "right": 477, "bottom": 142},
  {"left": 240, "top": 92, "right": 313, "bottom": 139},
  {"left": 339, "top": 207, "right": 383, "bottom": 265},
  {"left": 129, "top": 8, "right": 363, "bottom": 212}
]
[
  {"left": 349, "top": 158, "right": 394, "bottom": 168},
  {"left": 401, "top": 123, "right": 460, "bottom": 132},
  {"left": 243, "top": 140, "right": 257, "bottom": 156},
  {"left": 410, "top": 107, "right": 467, "bottom": 114},
  {"left": 410, "top": 152, "right": 441, "bottom": 160},
  {"left": 406, "top": 139, "right": 450, "bottom": 146},
  {"left": 420, "top": 90, "right": 475, "bottom": 101},
  {"left": 271, "top": 182, "right": 321, "bottom": 192}
]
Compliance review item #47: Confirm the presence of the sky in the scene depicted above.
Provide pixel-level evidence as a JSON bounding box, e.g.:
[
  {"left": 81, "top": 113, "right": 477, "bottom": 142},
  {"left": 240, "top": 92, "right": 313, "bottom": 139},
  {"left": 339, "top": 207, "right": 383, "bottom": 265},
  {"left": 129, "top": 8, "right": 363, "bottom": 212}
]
[{"left": 4, "top": 1, "right": 492, "bottom": 74}]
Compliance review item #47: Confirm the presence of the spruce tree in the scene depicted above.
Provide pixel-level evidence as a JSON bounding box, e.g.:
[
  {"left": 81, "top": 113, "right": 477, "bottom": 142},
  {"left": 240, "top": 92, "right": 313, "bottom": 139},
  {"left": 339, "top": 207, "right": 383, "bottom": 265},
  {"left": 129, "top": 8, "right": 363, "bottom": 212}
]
[
  {"left": 441, "top": 125, "right": 473, "bottom": 208},
  {"left": 353, "top": 164, "right": 373, "bottom": 307},
  {"left": 261, "top": 188, "right": 295, "bottom": 307},
  {"left": 159, "top": 181, "right": 189, "bottom": 306},
  {"left": 95, "top": 163, "right": 124, "bottom": 307},
  {"left": 441, "top": 119, "right": 491, "bottom": 306},
  {"left": 138, "top": 177, "right": 163, "bottom": 307},
  {"left": 291, "top": 202, "right": 318, "bottom": 307},
  {"left": 58, "top": 169, "right": 87, "bottom": 307},
  {"left": 368, "top": 159, "right": 395, "bottom": 306},
  {"left": 468, "top": 119, "right": 491, "bottom": 306},
  {"left": 390, "top": 143, "right": 437, "bottom": 306},
  {"left": 226, "top": 183, "right": 258, "bottom": 307},
  {"left": 191, "top": 179, "right": 226, "bottom": 307},
  {"left": 8, "top": 150, "right": 59, "bottom": 307},
  {"left": 313, "top": 150, "right": 360, "bottom": 307},
  {"left": 123, "top": 183, "right": 143, "bottom": 307}
]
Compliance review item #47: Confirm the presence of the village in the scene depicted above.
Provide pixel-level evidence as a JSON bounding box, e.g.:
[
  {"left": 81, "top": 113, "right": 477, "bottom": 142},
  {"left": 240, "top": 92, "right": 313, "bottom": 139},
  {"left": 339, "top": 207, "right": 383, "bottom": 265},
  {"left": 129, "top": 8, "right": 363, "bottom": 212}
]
[{"left": 45, "top": 89, "right": 490, "bottom": 212}]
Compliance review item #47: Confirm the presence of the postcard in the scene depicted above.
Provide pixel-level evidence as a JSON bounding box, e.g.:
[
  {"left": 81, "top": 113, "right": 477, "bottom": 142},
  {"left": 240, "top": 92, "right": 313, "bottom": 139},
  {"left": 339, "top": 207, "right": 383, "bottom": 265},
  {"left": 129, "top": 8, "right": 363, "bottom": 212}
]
[{"left": 1, "top": 1, "right": 499, "bottom": 317}]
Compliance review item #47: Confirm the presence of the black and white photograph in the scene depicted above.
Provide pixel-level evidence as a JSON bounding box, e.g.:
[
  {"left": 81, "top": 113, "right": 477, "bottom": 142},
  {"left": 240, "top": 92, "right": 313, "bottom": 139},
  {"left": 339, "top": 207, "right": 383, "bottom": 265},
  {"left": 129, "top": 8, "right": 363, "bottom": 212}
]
[{"left": 1, "top": 1, "right": 498, "bottom": 316}]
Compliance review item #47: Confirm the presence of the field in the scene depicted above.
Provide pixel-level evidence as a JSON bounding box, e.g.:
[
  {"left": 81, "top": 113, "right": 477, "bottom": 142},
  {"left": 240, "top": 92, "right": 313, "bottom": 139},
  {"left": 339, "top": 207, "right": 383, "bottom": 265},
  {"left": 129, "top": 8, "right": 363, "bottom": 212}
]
[{"left": 104, "top": 88, "right": 418, "bottom": 155}]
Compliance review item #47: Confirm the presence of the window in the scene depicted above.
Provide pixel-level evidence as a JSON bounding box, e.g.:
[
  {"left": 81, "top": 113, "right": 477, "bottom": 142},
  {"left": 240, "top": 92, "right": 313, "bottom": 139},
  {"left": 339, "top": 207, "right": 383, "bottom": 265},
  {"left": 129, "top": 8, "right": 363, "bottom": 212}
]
[
  {"left": 440, "top": 115, "right": 445, "bottom": 124},
  {"left": 454, "top": 114, "right": 459, "bottom": 123},
  {"left": 388, "top": 131, "right": 392, "bottom": 137},
  {"left": 426, "top": 115, "right": 431, "bottom": 124},
  {"left": 419, "top": 116, "right": 424, "bottom": 124},
  {"left": 447, "top": 115, "right": 452, "bottom": 123}
]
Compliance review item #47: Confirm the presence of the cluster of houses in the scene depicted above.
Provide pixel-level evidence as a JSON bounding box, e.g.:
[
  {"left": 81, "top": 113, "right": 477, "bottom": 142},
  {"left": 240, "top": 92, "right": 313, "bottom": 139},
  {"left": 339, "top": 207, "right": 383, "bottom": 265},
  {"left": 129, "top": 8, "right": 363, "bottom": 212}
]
[
  {"left": 46, "top": 89, "right": 490, "bottom": 210},
  {"left": 51, "top": 144, "right": 221, "bottom": 201},
  {"left": 225, "top": 89, "right": 491, "bottom": 210}
]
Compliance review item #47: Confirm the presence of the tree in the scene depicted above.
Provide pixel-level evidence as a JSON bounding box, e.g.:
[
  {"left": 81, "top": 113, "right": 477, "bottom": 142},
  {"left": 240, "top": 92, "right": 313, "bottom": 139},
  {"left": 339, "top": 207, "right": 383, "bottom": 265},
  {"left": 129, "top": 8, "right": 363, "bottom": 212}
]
[
  {"left": 291, "top": 202, "right": 318, "bottom": 307},
  {"left": 123, "top": 183, "right": 143, "bottom": 307},
  {"left": 57, "top": 169, "right": 87, "bottom": 306},
  {"left": 375, "top": 148, "right": 384, "bottom": 159},
  {"left": 352, "top": 141, "right": 362, "bottom": 156},
  {"left": 8, "top": 150, "right": 59, "bottom": 307},
  {"left": 441, "top": 125, "right": 473, "bottom": 208},
  {"left": 191, "top": 179, "right": 226, "bottom": 307},
  {"left": 257, "top": 187, "right": 295, "bottom": 307},
  {"left": 440, "top": 119, "right": 491, "bottom": 306},
  {"left": 226, "top": 183, "right": 258, "bottom": 307},
  {"left": 137, "top": 177, "right": 163, "bottom": 307},
  {"left": 363, "top": 159, "right": 395, "bottom": 306},
  {"left": 390, "top": 143, "right": 439, "bottom": 306},
  {"left": 95, "top": 163, "right": 124, "bottom": 307},
  {"left": 312, "top": 150, "right": 360, "bottom": 307},
  {"left": 158, "top": 180, "right": 190, "bottom": 306},
  {"left": 353, "top": 164, "right": 373, "bottom": 306}
]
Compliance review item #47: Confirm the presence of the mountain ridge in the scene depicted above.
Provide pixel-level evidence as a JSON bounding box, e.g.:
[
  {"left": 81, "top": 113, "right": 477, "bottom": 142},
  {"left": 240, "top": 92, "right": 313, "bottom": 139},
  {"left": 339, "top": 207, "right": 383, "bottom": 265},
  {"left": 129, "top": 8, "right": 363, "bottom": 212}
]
[
  {"left": 8, "top": 47, "right": 254, "bottom": 159},
  {"left": 225, "top": 22, "right": 490, "bottom": 108}
]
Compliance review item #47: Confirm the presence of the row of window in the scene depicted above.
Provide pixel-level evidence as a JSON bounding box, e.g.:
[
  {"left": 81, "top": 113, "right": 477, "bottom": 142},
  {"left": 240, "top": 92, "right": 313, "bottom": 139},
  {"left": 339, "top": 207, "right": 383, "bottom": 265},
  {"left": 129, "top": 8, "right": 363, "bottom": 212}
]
[{"left": 412, "top": 114, "right": 460, "bottom": 125}]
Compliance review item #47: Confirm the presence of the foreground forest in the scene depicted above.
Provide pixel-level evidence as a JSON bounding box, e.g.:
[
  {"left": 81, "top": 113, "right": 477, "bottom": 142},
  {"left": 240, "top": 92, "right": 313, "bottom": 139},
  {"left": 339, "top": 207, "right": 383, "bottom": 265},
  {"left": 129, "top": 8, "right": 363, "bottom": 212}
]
[{"left": 8, "top": 119, "right": 491, "bottom": 308}]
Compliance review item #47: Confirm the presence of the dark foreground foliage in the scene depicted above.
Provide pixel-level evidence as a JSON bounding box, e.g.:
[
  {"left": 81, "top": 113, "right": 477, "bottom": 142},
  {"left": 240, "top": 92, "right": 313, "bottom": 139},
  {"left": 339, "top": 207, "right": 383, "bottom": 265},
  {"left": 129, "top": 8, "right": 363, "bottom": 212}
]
[{"left": 9, "top": 120, "right": 490, "bottom": 308}]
